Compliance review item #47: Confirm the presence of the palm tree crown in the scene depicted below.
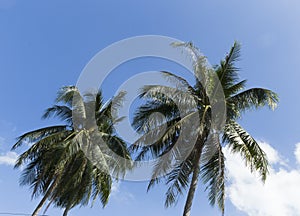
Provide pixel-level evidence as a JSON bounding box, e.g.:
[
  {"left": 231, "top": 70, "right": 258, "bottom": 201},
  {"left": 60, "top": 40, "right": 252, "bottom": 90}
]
[
  {"left": 12, "top": 86, "right": 131, "bottom": 216},
  {"left": 131, "top": 42, "right": 278, "bottom": 216}
]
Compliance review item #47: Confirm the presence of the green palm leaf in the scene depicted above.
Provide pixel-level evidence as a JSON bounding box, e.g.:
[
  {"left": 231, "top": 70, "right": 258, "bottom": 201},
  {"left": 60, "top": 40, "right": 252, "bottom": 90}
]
[{"left": 223, "top": 121, "right": 268, "bottom": 181}]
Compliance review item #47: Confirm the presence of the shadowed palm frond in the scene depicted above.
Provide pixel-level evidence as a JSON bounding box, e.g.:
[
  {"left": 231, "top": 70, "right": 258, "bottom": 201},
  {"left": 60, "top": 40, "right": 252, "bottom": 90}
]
[
  {"left": 12, "top": 126, "right": 69, "bottom": 150},
  {"left": 216, "top": 42, "right": 241, "bottom": 89},
  {"left": 164, "top": 152, "right": 195, "bottom": 207},
  {"left": 223, "top": 121, "right": 268, "bottom": 181},
  {"left": 42, "top": 105, "right": 73, "bottom": 124},
  {"left": 200, "top": 134, "right": 225, "bottom": 215}
]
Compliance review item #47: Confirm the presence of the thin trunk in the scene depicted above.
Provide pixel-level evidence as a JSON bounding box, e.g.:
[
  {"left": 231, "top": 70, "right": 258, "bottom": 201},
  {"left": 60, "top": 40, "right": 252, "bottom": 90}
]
[
  {"left": 182, "top": 149, "right": 202, "bottom": 216},
  {"left": 182, "top": 124, "right": 208, "bottom": 216},
  {"left": 63, "top": 205, "right": 71, "bottom": 216},
  {"left": 183, "top": 105, "right": 211, "bottom": 216},
  {"left": 32, "top": 178, "right": 58, "bottom": 216}
]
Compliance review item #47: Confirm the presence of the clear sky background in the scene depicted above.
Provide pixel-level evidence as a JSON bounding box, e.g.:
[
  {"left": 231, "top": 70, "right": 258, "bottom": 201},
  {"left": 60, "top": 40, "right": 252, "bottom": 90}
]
[{"left": 1, "top": 0, "right": 300, "bottom": 216}]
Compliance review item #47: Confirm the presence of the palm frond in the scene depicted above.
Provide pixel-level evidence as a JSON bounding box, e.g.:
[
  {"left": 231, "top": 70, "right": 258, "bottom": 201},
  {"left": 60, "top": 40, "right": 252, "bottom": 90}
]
[
  {"left": 161, "top": 71, "right": 197, "bottom": 94},
  {"left": 132, "top": 100, "right": 179, "bottom": 134},
  {"left": 55, "top": 86, "right": 80, "bottom": 105},
  {"left": 99, "top": 91, "right": 126, "bottom": 119},
  {"left": 164, "top": 152, "right": 195, "bottom": 207},
  {"left": 140, "top": 85, "right": 199, "bottom": 110},
  {"left": 200, "top": 134, "right": 225, "bottom": 215},
  {"left": 223, "top": 121, "right": 268, "bottom": 181},
  {"left": 216, "top": 42, "right": 241, "bottom": 90},
  {"left": 224, "top": 79, "right": 247, "bottom": 99},
  {"left": 12, "top": 126, "right": 69, "bottom": 150},
  {"left": 228, "top": 88, "right": 279, "bottom": 119},
  {"left": 42, "top": 105, "right": 72, "bottom": 124}
]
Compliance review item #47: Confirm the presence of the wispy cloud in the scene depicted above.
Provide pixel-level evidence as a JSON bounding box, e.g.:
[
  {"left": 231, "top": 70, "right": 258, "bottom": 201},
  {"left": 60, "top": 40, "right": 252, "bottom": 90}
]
[
  {"left": 294, "top": 143, "right": 300, "bottom": 165},
  {"left": 0, "top": 151, "right": 18, "bottom": 166},
  {"left": 110, "top": 181, "right": 134, "bottom": 203},
  {"left": 225, "top": 141, "right": 300, "bottom": 216}
]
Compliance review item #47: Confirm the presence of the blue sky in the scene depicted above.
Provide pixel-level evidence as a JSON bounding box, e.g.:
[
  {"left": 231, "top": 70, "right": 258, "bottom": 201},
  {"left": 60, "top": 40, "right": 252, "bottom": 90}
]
[{"left": 1, "top": 0, "right": 300, "bottom": 215}]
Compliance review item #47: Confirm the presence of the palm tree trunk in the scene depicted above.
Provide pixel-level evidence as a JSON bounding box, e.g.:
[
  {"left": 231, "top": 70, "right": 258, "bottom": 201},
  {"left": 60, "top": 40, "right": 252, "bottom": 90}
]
[
  {"left": 32, "top": 179, "right": 58, "bottom": 216},
  {"left": 63, "top": 205, "right": 71, "bottom": 216},
  {"left": 182, "top": 149, "right": 201, "bottom": 216},
  {"left": 182, "top": 105, "right": 210, "bottom": 216}
]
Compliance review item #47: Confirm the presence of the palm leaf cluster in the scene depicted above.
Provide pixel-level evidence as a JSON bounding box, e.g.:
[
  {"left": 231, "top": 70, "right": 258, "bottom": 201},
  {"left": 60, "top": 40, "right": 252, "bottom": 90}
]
[
  {"left": 131, "top": 42, "right": 278, "bottom": 215},
  {"left": 12, "top": 86, "right": 131, "bottom": 216}
]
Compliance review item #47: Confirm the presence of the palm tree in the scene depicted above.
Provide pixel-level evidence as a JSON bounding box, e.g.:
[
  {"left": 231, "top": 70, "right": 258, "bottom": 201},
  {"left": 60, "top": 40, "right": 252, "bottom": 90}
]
[
  {"left": 131, "top": 42, "right": 278, "bottom": 216},
  {"left": 12, "top": 86, "right": 131, "bottom": 216}
]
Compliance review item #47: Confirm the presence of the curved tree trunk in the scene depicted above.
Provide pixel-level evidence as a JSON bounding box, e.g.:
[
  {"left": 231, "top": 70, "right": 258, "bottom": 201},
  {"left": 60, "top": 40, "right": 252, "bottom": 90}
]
[
  {"left": 182, "top": 104, "right": 211, "bottom": 216},
  {"left": 182, "top": 125, "right": 208, "bottom": 216},
  {"left": 32, "top": 179, "right": 58, "bottom": 216},
  {"left": 182, "top": 149, "right": 202, "bottom": 216}
]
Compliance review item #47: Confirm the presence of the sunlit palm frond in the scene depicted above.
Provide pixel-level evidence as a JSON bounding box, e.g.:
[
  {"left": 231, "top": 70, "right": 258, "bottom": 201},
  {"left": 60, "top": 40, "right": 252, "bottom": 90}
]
[
  {"left": 55, "top": 86, "right": 80, "bottom": 105},
  {"left": 229, "top": 88, "right": 278, "bottom": 114}
]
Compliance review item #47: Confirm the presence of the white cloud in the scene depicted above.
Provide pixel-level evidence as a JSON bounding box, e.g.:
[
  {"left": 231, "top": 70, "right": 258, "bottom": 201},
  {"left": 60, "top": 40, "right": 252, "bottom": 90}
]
[
  {"left": 259, "top": 142, "right": 287, "bottom": 166},
  {"left": 225, "top": 142, "right": 300, "bottom": 216},
  {"left": 294, "top": 143, "right": 300, "bottom": 165},
  {"left": 0, "top": 151, "right": 18, "bottom": 166}
]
